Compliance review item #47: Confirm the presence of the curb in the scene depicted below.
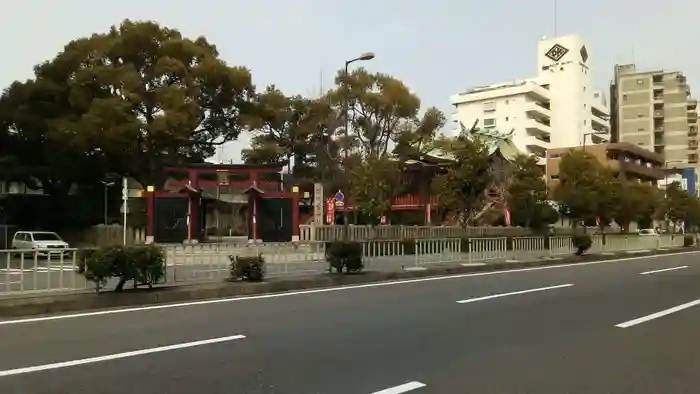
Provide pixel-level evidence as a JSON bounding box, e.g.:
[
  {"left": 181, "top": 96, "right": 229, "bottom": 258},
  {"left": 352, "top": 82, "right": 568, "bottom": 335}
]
[{"left": 1, "top": 247, "right": 698, "bottom": 318}]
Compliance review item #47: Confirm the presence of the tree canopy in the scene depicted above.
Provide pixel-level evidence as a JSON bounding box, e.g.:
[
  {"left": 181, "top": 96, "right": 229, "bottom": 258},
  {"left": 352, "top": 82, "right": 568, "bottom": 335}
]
[
  {"left": 431, "top": 134, "right": 493, "bottom": 226},
  {"left": 4, "top": 19, "right": 255, "bottom": 189}
]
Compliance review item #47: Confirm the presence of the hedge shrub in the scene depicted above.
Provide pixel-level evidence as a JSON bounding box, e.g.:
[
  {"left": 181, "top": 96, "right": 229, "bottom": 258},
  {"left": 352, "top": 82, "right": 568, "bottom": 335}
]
[
  {"left": 325, "top": 241, "right": 363, "bottom": 273},
  {"left": 76, "top": 245, "right": 165, "bottom": 292},
  {"left": 683, "top": 234, "right": 694, "bottom": 247},
  {"left": 572, "top": 234, "right": 592, "bottom": 255},
  {"left": 229, "top": 254, "right": 265, "bottom": 282}
]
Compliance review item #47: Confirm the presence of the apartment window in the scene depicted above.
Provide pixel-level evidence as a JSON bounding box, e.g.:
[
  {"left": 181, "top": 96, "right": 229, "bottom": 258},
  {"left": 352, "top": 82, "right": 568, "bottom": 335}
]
[
  {"left": 583, "top": 86, "right": 587, "bottom": 92},
  {"left": 550, "top": 174, "right": 560, "bottom": 180},
  {"left": 505, "top": 117, "right": 509, "bottom": 121},
  {"left": 638, "top": 127, "right": 645, "bottom": 132},
  {"left": 583, "top": 120, "right": 587, "bottom": 125},
  {"left": 583, "top": 104, "right": 587, "bottom": 108},
  {"left": 483, "top": 118, "right": 496, "bottom": 128},
  {"left": 623, "top": 94, "right": 628, "bottom": 101},
  {"left": 594, "top": 92, "right": 600, "bottom": 98},
  {"left": 505, "top": 100, "right": 509, "bottom": 104},
  {"left": 483, "top": 101, "right": 496, "bottom": 112}
]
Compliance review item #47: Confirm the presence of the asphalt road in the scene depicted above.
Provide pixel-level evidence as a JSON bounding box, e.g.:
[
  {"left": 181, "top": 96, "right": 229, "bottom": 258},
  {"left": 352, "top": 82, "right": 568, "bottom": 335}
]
[{"left": 1, "top": 251, "right": 700, "bottom": 393}]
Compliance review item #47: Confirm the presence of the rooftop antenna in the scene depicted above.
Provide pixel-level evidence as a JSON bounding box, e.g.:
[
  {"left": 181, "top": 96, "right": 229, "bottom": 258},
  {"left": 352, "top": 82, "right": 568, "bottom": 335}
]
[
  {"left": 319, "top": 68, "right": 323, "bottom": 97},
  {"left": 553, "top": 0, "right": 558, "bottom": 36}
]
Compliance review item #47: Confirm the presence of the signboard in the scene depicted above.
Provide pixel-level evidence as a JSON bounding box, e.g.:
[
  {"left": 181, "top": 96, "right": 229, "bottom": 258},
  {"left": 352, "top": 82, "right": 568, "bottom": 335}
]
[
  {"left": 380, "top": 215, "right": 387, "bottom": 225},
  {"left": 313, "top": 183, "right": 324, "bottom": 225},
  {"left": 325, "top": 197, "right": 335, "bottom": 224},
  {"left": 335, "top": 190, "right": 344, "bottom": 201}
]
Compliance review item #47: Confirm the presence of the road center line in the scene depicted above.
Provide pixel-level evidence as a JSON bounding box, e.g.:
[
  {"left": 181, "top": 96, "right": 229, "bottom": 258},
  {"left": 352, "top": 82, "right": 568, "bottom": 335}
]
[
  {"left": 0, "top": 334, "right": 246, "bottom": 378},
  {"left": 456, "top": 284, "right": 574, "bottom": 304},
  {"left": 371, "top": 381, "right": 426, "bottom": 394},
  {"left": 639, "top": 266, "right": 688, "bottom": 275},
  {"left": 616, "top": 299, "right": 700, "bottom": 328}
]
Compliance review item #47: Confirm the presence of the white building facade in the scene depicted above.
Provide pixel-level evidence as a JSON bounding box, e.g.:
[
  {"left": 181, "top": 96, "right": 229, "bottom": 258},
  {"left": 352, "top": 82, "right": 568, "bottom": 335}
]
[{"left": 450, "top": 35, "right": 610, "bottom": 164}]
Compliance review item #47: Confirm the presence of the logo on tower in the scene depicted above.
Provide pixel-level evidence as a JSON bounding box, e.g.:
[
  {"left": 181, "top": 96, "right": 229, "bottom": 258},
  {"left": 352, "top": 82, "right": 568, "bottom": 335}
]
[
  {"left": 544, "top": 44, "right": 569, "bottom": 62},
  {"left": 579, "top": 45, "right": 589, "bottom": 63}
]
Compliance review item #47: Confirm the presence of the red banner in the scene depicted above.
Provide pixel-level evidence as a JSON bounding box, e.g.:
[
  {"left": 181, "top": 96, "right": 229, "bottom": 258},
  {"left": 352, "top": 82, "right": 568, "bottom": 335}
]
[{"left": 325, "top": 198, "right": 335, "bottom": 224}]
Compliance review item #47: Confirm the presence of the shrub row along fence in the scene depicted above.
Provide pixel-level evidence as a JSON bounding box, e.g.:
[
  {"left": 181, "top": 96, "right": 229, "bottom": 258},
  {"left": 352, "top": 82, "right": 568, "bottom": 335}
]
[{"left": 0, "top": 234, "right": 692, "bottom": 296}]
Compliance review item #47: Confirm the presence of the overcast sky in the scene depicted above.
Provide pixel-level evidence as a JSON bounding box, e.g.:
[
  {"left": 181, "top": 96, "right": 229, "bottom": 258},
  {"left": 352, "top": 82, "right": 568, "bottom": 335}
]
[{"left": 2, "top": 0, "right": 697, "bottom": 163}]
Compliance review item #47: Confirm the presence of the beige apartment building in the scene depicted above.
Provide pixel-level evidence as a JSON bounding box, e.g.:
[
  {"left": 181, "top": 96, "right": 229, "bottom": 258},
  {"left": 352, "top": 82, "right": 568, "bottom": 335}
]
[{"left": 610, "top": 64, "right": 698, "bottom": 170}]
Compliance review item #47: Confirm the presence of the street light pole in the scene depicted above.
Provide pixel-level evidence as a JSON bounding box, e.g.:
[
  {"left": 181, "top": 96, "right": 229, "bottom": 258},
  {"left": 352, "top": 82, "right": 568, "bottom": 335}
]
[
  {"left": 100, "top": 181, "right": 115, "bottom": 225},
  {"left": 342, "top": 51, "right": 375, "bottom": 239}
]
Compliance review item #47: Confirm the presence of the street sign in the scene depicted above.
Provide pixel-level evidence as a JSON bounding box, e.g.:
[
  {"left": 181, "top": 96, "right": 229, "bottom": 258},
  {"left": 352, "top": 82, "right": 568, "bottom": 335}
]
[{"left": 335, "top": 190, "right": 344, "bottom": 201}]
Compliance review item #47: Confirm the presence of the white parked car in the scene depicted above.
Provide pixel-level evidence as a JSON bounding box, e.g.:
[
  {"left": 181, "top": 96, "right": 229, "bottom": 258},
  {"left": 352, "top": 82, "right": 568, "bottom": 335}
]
[
  {"left": 11, "top": 231, "right": 70, "bottom": 255},
  {"left": 638, "top": 229, "right": 660, "bottom": 236}
]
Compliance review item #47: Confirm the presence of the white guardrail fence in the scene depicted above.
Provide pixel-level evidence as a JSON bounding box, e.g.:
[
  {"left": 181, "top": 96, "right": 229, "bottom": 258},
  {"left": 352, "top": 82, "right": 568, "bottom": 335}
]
[{"left": 0, "top": 234, "right": 690, "bottom": 296}]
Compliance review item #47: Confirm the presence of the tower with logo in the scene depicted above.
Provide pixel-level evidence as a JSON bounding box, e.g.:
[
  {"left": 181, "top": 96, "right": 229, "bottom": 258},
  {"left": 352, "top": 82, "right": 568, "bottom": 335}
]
[{"left": 537, "top": 35, "right": 594, "bottom": 148}]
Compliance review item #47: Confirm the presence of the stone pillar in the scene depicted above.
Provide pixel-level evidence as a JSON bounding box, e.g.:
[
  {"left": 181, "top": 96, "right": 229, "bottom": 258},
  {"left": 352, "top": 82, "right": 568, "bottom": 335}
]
[{"left": 146, "top": 191, "right": 155, "bottom": 244}]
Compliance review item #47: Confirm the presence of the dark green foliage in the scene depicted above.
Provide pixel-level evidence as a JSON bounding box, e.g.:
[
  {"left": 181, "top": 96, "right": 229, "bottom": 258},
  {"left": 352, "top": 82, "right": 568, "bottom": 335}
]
[
  {"left": 683, "top": 234, "right": 694, "bottom": 247},
  {"left": 325, "top": 241, "right": 363, "bottom": 273},
  {"left": 76, "top": 245, "right": 165, "bottom": 292},
  {"left": 229, "top": 254, "right": 265, "bottom": 282},
  {"left": 431, "top": 135, "right": 493, "bottom": 226},
  {"left": 572, "top": 234, "right": 592, "bottom": 256}
]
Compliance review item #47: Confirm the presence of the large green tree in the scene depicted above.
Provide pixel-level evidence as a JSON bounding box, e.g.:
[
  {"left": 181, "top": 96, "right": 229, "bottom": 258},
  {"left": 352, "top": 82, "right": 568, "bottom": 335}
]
[
  {"left": 0, "top": 78, "right": 105, "bottom": 196},
  {"left": 662, "top": 181, "right": 698, "bottom": 228},
  {"left": 507, "top": 155, "right": 557, "bottom": 228},
  {"left": 553, "top": 150, "right": 615, "bottom": 227},
  {"left": 431, "top": 135, "right": 493, "bottom": 226},
  {"left": 329, "top": 67, "right": 444, "bottom": 158},
  {"left": 610, "top": 180, "right": 660, "bottom": 231},
  {"left": 24, "top": 19, "right": 255, "bottom": 188},
  {"left": 242, "top": 87, "right": 342, "bottom": 184},
  {"left": 347, "top": 154, "right": 401, "bottom": 222}
]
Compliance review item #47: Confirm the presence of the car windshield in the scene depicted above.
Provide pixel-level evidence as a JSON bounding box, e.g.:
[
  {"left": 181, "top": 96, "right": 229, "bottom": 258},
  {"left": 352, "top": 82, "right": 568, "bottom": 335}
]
[{"left": 31, "top": 232, "right": 62, "bottom": 241}]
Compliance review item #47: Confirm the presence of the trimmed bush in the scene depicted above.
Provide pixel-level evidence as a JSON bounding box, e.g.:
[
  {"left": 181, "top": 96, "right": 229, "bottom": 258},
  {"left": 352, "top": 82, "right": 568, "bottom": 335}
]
[
  {"left": 325, "top": 241, "right": 363, "bottom": 273},
  {"left": 228, "top": 254, "right": 265, "bottom": 282},
  {"left": 76, "top": 245, "right": 165, "bottom": 292},
  {"left": 683, "top": 234, "right": 694, "bottom": 247},
  {"left": 572, "top": 234, "right": 592, "bottom": 256}
]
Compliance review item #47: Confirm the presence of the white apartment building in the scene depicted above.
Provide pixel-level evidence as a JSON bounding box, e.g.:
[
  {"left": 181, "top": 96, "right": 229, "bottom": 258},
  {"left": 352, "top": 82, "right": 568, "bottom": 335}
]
[{"left": 450, "top": 35, "right": 610, "bottom": 164}]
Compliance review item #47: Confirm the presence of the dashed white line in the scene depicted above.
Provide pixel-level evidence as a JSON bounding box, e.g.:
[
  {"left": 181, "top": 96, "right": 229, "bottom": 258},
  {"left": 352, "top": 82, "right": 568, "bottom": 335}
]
[
  {"left": 639, "top": 266, "right": 688, "bottom": 275},
  {"left": 0, "top": 334, "right": 246, "bottom": 377},
  {"left": 371, "top": 381, "right": 426, "bottom": 394},
  {"left": 615, "top": 299, "right": 700, "bottom": 328},
  {"left": 456, "top": 284, "right": 574, "bottom": 304}
]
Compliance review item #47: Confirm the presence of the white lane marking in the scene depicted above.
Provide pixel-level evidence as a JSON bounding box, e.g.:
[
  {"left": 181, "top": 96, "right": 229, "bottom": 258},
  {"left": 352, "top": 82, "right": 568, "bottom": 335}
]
[
  {"left": 639, "top": 266, "right": 688, "bottom": 275},
  {"left": 0, "top": 250, "right": 697, "bottom": 326},
  {"left": 615, "top": 299, "right": 700, "bottom": 328},
  {"left": 0, "top": 334, "right": 246, "bottom": 377},
  {"left": 456, "top": 284, "right": 573, "bottom": 304},
  {"left": 371, "top": 381, "right": 426, "bottom": 394}
]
